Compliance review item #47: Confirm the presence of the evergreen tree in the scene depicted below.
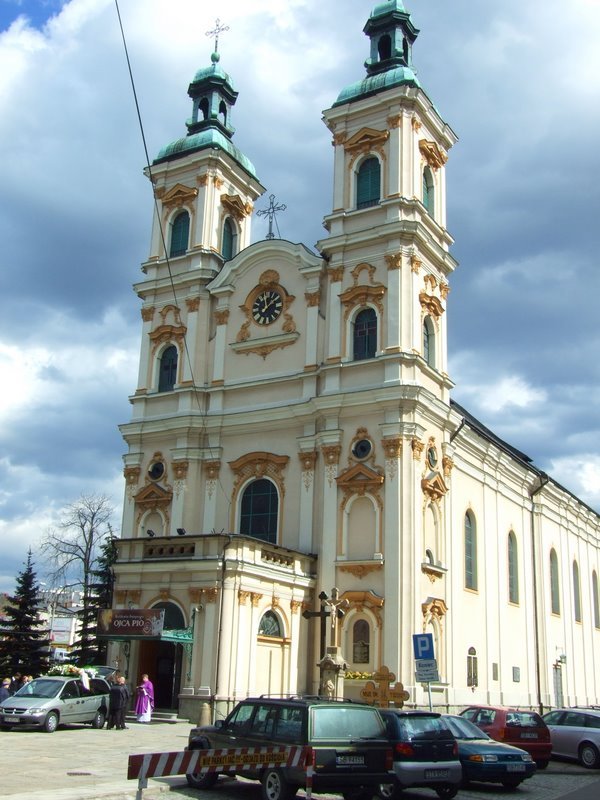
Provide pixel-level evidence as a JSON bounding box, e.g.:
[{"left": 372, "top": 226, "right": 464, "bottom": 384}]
[
  {"left": 0, "top": 551, "right": 50, "bottom": 676},
  {"left": 81, "top": 531, "right": 118, "bottom": 665}
]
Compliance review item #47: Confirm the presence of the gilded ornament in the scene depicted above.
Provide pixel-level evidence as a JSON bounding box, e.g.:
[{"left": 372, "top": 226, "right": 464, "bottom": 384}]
[
  {"left": 387, "top": 114, "right": 402, "bottom": 129},
  {"left": 418, "top": 139, "right": 448, "bottom": 170},
  {"left": 141, "top": 307, "right": 155, "bottom": 322},
  {"left": 328, "top": 266, "right": 344, "bottom": 283},
  {"left": 214, "top": 309, "right": 230, "bottom": 326},
  {"left": 385, "top": 254, "right": 402, "bottom": 271},
  {"left": 412, "top": 438, "right": 425, "bottom": 460},
  {"left": 186, "top": 297, "right": 201, "bottom": 313},
  {"left": 381, "top": 437, "right": 402, "bottom": 460},
  {"left": 305, "top": 291, "right": 320, "bottom": 307}
]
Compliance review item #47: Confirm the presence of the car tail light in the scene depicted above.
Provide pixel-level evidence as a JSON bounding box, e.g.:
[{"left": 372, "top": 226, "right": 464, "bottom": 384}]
[
  {"left": 452, "top": 740, "right": 458, "bottom": 757},
  {"left": 385, "top": 748, "right": 393, "bottom": 770},
  {"left": 395, "top": 743, "right": 415, "bottom": 757},
  {"left": 304, "top": 747, "right": 315, "bottom": 767}
]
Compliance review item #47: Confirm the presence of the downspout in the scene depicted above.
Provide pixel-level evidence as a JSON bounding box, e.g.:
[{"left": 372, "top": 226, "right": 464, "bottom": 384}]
[
  {"left": 213, "top": 534, "right": 233, "bottom": 723},
  {"left": 529, "top": 472, "right": 549, "bottom": 715}
]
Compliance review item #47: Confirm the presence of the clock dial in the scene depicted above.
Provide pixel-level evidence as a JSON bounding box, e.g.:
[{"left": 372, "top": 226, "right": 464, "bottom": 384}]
[{"left": 252, "top": 289, "right": 283, "bottom": 325}]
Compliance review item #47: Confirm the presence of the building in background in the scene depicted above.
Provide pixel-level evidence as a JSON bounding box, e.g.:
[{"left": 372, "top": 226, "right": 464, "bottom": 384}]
[{"left": 108, "top": 1, "right": 600, "bottom": 718}]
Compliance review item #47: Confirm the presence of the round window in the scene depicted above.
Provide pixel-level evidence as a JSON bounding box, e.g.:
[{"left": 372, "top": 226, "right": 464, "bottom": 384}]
[
  {"left": 148, "top": 461, "right": 165, "bottom": 481},
  {"left": 352, "top": 439, "right": 372, "bottom": 460}
]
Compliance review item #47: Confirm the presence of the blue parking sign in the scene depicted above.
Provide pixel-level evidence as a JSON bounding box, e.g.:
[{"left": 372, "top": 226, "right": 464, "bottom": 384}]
[{"left": 413, "top": 633, "right": 435, "bottom": 660}]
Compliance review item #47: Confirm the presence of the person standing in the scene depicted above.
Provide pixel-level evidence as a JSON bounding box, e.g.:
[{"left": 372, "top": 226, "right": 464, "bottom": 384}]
[
  {"left": 107, "top": 675, "right": 130, "bottom": 730},
  {"left": 134, "top": 673, "right": 154, "bottom": 723},
  {"left": 0, "top": 678, "right": 10, "bottom": 701}
]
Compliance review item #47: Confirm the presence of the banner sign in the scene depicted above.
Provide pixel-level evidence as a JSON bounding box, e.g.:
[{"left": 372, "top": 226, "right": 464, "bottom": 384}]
[{"left": 97, "top": 608, "right": 165, "bottom": 639}]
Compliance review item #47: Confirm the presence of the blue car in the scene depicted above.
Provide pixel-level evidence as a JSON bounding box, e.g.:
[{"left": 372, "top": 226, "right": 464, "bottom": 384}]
[{"left": 443, "top": 714, "right": 536, "bottom": 790}]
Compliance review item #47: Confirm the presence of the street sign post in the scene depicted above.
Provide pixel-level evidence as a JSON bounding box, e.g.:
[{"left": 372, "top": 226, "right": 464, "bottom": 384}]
[{"left": 413, "top": 634, "right": 438, "bottom": 711}]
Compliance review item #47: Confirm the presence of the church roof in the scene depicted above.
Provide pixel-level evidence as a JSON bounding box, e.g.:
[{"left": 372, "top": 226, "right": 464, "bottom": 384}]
[
  {"left": 334, "top": 65, "right": 419, "bottom": 107},
  {"left": 154, "top": 127, "right": 258, "bottom": 178},
  {"left": 371, "top": 1, "right": 407, "bottom": 17}
]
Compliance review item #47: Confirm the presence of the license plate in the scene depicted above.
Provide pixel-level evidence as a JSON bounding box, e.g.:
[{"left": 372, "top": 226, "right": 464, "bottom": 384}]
[
  {"left": 507, "top": 764, "right": 526, "bottom": 772},
  {"left": 336, "top": 755, "right": 365, "bottom": 766},
  {"left": 425, "top": 769, "right": 449, "bottom": 779},
  {"left": 521, "top": 733, "right": 538, "bottom": 739}
]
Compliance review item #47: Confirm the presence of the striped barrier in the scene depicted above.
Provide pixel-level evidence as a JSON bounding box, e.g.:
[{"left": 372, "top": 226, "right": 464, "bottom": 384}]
[{"left": 128, "top": 746, "right": 309, "bottom": 800}]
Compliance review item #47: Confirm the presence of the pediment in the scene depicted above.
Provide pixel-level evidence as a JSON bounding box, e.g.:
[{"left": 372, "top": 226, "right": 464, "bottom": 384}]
[
  {"left": 337, "top": 462, "right": 385, "bottom": 494},
  {"left": 419, "top": 139, "right": 448, "bottom": 170},
  {"left": 421, "top": 471, "right": 448, "bottom": 502},
  {"left": 159, "top": 183, "right": 198, "bottom": 208},
  {"left": 344, "top": 127, "right": 389, "bottom": 153},
  {"left": 134, "top": 483, "right": 173, "bottom": 509},
  {"left": 221, "top": 193, "right": 253, "bottom": 221}
]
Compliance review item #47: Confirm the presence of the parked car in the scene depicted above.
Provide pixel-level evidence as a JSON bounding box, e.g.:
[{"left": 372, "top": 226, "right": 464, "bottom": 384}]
[
  {"left": 377, "top": 709, "right": 461, "bottom": 800},
  {"left": 459, "top": 705, "right": 552, "bottom": 768},
  {"left": 443, "top": 714, "right": 536, "bottom": 789},
  {"left": 0, "top": 675, "right": 109, "bottom": 733},
  {"left": 542, "top": 707, "right": 600, "bottom": 768},
  {"left": 186, "top": 696, "right": 393, "bottom": 800}
]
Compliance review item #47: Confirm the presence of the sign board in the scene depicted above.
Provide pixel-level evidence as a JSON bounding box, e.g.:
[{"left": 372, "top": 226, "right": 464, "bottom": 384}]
[
  {"left": 415, "top": 658, "right": 440, "bottom": 683},
  {"left": 97, "top": 608, "right": 165, "bottom": 639},
  {"left": 412, "top": 633, "right": 435, "bottom": 660}
]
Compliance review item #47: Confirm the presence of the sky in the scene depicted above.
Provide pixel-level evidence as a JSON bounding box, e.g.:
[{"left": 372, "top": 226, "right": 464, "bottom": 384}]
[{"left": 1, "top": 0, "right": 600, "bottom": 593}]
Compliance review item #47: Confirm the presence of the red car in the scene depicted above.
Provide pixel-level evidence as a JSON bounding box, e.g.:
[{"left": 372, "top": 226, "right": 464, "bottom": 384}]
[{"left": 459, "top": 706, "right": 552, "bottom": 769}]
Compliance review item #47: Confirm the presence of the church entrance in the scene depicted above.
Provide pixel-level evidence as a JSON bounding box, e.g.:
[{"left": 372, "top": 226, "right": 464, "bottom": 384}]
[{"left": 135, "top": 601, "right": 186, "bottom": 710}]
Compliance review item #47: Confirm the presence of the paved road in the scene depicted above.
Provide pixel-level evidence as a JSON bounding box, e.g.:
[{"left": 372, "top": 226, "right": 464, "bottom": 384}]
[{"left": 1, "top": 720, "right": 599, "bottom": 800}]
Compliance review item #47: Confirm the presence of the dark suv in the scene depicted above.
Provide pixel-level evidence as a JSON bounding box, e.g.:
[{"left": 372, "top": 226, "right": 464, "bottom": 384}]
[
  {"left": 186, "top": 696, "right": 393, "bottom": 800},
  {"left": 378, "top": 710, "right": 461, "bottom": 800}
]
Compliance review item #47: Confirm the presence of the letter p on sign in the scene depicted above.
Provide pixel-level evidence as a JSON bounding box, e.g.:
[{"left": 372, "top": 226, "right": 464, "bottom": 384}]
[{"left": 413, "top": 633, "right": 434, "bottom": 660}]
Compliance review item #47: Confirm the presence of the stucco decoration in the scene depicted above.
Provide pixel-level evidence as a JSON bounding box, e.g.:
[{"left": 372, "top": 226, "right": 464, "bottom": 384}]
[
  {"left": 215, "top": 309, "right": 230, "bottom": 326},
  {"left": 412, "top": 438, "right": 425, "bottom": 461},
  {"left": 422, "top": 597, "right": 448, "bottom": 631},
  {"left": 186, "top": 297, "right": 201, "bottom": 313},
  {"left": 340, "top": 590, "right": 385, "bottom": 629},
  {"left": 149, "top": 305, "right": 187, "bottom": 357},
  {"left": 203, "top": 460, "right": 221, "bottom": 499},
  {"left": 328, "top": 266, "right": 344, "bottom": 283},
  {"left": 321, "top": 444, "right": 342, "bottom": 487},
  {"left": 172, "top": 461, "right": 189, "bottom": 498},
  {"left": 337, "top": 462, "right": 385, "bottom": 509},
  {"left": 221, "top": 193, "right": 253, "bottom": 221},
  {"left": 338, "top": 563, "right": 383, "bottom": 579},
  {"left": 344, "top": 127, "right": 389, "bottom": 170},
  {"left": 158, "top": 183, "right": 198, "bottom": 209},
  {"left": 124, "top": 466, "right": 141, "bottom": 502},
  {"left": 339, "top": 265, "right": 386, "bottom": 321},
  {"left": 299, "top": 451, "right": 318, "bottom": 491},
  {"left": 134, "top": 482, "right": 173, "bottom": 532},
  {"left": 381, "top": 437, "right": 402, "bottom": 480},
  {"left": 141, "top": 307, "right": 155, "bottom": 322},
  {"left": 418, "top": 140, "right": 448, "bottom": 170}
]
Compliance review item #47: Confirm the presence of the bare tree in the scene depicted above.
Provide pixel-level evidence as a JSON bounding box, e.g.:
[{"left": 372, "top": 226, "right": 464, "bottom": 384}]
[{"left": 41, "top": 494, "right": 115, "bottom": 665}]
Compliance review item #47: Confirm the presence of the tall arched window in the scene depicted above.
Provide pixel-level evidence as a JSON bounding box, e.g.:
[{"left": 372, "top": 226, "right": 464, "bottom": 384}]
[
  {"left": 169, "top": 211, "right": 190, "bottom": 258},
  {"left": 550, "top": 549, "right": 560, "bottom": 614},
  {"left": 352, "top": 619, "right": 370, "bottom": 664},
  {"left": 222, "top": 217, "right": 237, "bottom": 261},
  {"left": 508, "top": 531, "right": 519, "bottom": 604},
  {"left": 423, "top": 316, "right": 435, "bottom": 368},
  {"left": 467, "top": 646, "right": 478, "bottom": 687},
  {"left": 423, "top": 167, "right": 434, "bottom": 215},
  {"left": 353, "top": 307, "right": 377, "bottom": 360},
  {"left": 593, "top": 571, "right": 600, "bottom": 629},
  {"left": 465, "top": 511, "right": 477, "bottom": 590},
  {"left": 356, "top": 157, "right": 381, "bottom": 209},
  {"left": 377, "top": 35, "right": 392, "bottom": 61},
  {"left": 573, "top": 560, "right": 582, "bottom": 622},
  {"left": 239, "top": 479, "right": 278, "bottom": 543},
  {"left": 199, "top": 97, "right": 209, "bottom": 121},
  {"left": 158, "top": 345, "right": 178, "bottom": 392}
]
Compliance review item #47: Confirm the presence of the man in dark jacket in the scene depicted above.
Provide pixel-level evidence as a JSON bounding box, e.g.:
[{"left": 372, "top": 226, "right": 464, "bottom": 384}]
[
  {"left": 0, "top": 678, "right": 10, "bottom": 701},
  {"left": 107, "top": 675, "right": 130, "bottom": 729}
]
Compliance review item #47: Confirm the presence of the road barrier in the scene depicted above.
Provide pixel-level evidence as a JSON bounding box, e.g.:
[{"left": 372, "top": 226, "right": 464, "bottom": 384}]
[{"left": 127, "top": 745, "right": 309, "bottom": 800}]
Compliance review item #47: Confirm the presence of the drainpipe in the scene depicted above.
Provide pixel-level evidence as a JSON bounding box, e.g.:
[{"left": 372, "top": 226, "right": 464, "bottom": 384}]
[{"left": 529, "top": 472, "right": 549, "bottom": 715}]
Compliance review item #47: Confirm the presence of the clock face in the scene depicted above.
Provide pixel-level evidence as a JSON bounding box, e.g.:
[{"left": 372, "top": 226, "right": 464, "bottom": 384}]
[{"left": 252, "top": 289, "right": 283, "bottom": 325}]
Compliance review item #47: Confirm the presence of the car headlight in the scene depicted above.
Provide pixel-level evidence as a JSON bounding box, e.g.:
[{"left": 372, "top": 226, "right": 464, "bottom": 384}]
[
  {"left": 521, "top": 754, "right": 534, "bottom": 762},
  {"left": 468, "top": 754, "right": 499, "bottom": 763},
  {"left": 28, "top": 708, "right": 45, "bottom": 715}
]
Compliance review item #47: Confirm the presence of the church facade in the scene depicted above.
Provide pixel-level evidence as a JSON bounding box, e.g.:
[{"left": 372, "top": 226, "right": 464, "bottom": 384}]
[{"left": 111, "top": 1, "right": 600, "bottom": 718}]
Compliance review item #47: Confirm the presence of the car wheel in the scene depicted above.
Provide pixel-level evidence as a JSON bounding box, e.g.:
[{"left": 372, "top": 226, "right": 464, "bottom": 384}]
[
  {"left": 501, "top": 779, "right": 522, "bottom": 790},
  {"left": 535, "top": 760, "right": 549, "bottom": 770},
  {"left": 435, "top": 786, "right": 458, "bottom": 800},
  {"left": 91, "top": 709, "right": 106, "bottom": 729},
  {"left": 579, "top": 743, "right": 600, "bottom": 769},
  {"left": 186, "top": 772, "right": 219, "bottom": 789},
  {"left": 377, "top": 782, "right": 401, "bottom": 800},
  {"left": 44, "top": 711, "right": 59, "bottom": 733},
  {"left": 261, "top": 769, "right": 297, "bottom": 800}
]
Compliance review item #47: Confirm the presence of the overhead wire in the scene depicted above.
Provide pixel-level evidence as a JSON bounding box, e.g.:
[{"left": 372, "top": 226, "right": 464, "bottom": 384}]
[{"left": 114, "top": 0, "right": 232, "bottom": 519}]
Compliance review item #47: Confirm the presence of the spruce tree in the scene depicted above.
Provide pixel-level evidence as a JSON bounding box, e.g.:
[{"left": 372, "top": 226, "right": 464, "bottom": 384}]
[
  {"left": 0, "top": 550, "right": 50, "bottom": 676},
  {"left": 86, "top": 532, "right": 118, "bottom": 664}
]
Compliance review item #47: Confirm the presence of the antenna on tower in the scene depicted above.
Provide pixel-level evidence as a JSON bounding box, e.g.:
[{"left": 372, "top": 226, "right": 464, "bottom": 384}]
[{"left": 257, "top": 194, "right": 287, "bottom": 240}]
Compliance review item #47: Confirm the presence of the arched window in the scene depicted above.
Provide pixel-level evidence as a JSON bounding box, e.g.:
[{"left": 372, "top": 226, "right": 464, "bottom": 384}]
[
  {"left": 356, "top": 157, "right": 381, "bottom": 209},
  {"left": 222, "top": 217, "right": 237, "bottom": 261},
  {"left": 219, "top": 100, "right": 227, "bottom": 126},
  {"left": 169, "top": 211, "right": 190, "bottom": 258},
  {"left": 199, "top": 97, "right": 209, "bottom": 121},
  {"left": 158, "top": 345, "right": 178, "bottom": 392},
  {"left": 573, "top": 560, "right": 582, "bottom": 622},
  {"left": 508, "top": 531, "right": 519, "bottom": 604},
  {"left": 153, "top": 601, "right": 185, "bottom": 630},
  {"left": 465, "top": 511, "right": 477, "bottom": 590},
  {"left": 467, "top": 646, "right": 478, "bottom": 687},
  {"left": 352, "top": 620, "right": 370, "bottom": 664},
  {"left": 240, "top": 479, "right": 278, "bottom": 543},
  {"left": 423, "top": 167, "right": 434, "bottom": 215},
  {"left": 550, "top": 549, "right": 560, "bottom": 614},
  {"left": 423, "top": 316, "right": 435, "bottom": 368},
  {"left": 353, "top": 307, "right": 377, "bottom": 360},
  {"left": 378, "top": 35, "right": 392, "bottom": 61},
  {"left": 593, "top": 571, "right": 600, "bottom": 629},
  {"left": 258, "top": 610, "right": 282, "bottom": 638}
]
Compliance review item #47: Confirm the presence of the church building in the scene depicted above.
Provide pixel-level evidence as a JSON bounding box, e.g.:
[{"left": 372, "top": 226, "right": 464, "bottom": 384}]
[{"left": 109, "top": 1, "right": 600, "bottom": 719}]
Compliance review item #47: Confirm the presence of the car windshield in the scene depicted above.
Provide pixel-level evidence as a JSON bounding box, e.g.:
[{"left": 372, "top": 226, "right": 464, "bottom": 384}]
[
  {"left": 396, "top": 715, "right": 453, "bottom": 740},
  {"left": 312, "top": 706, "right": 384, "bottom": 740},
  {"left": 445, "top": 716, "right": 489, "bottom": 740},
  {"left": 14, "top": 679, "right": 62, "bottom": 699}
]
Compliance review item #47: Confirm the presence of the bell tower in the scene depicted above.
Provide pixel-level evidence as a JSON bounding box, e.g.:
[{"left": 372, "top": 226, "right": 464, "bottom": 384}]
[{"left": 318, "top": 0, "right": 458, "bottom": 400}]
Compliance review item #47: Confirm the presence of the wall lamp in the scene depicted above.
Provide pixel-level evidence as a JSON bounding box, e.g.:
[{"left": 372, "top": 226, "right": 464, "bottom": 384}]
[
  {"left": 146, "top": 529, "right": 155, "bottom": 538},
  {"left": 176, "top": 528, "right": 186, "bottom": 536}
]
